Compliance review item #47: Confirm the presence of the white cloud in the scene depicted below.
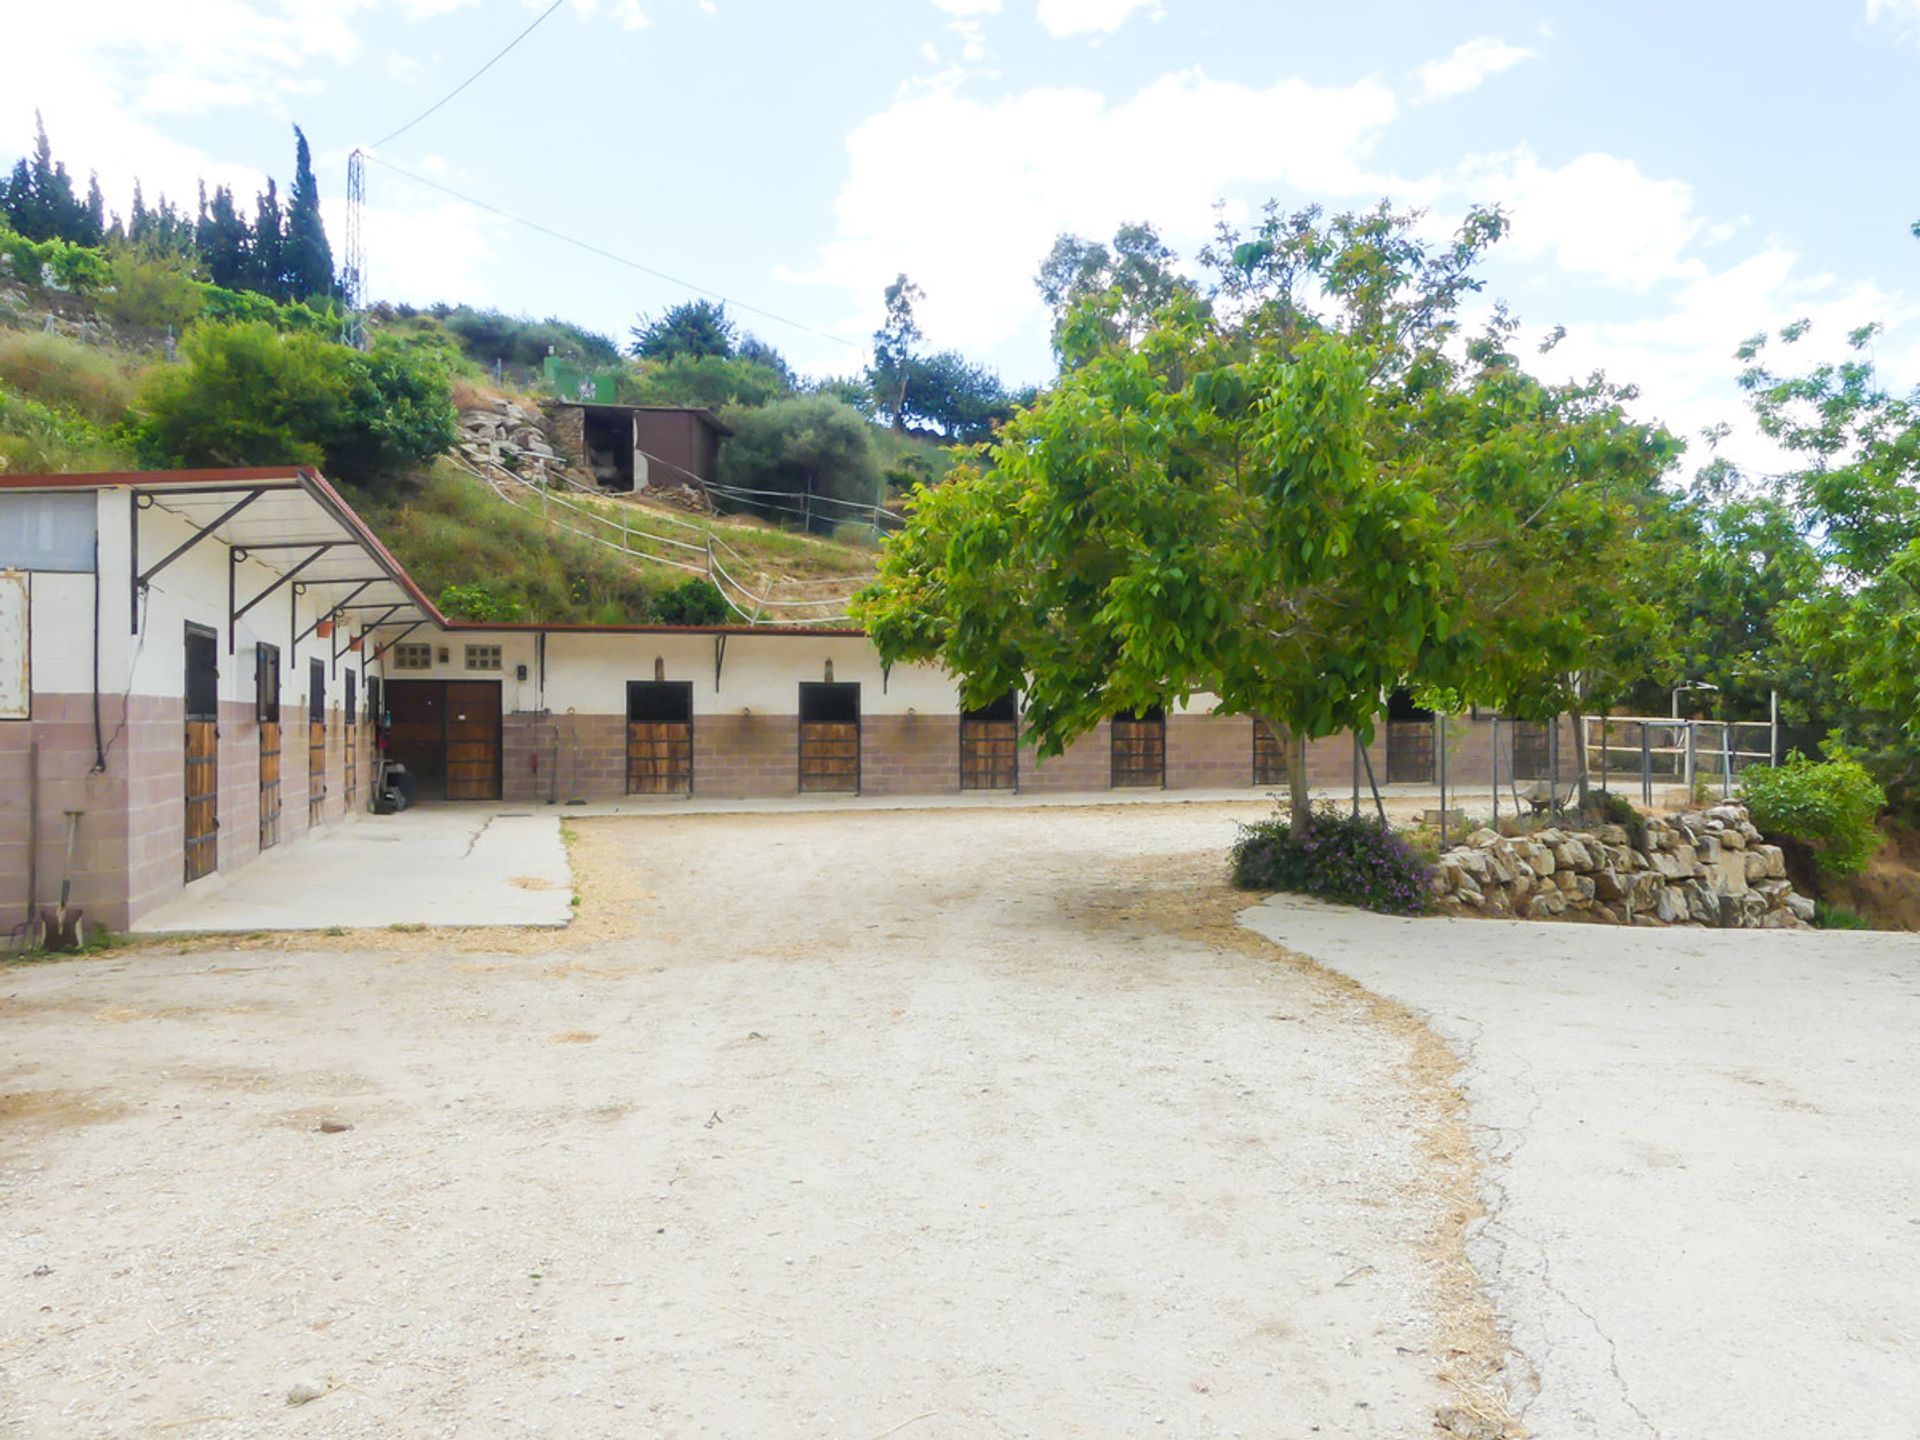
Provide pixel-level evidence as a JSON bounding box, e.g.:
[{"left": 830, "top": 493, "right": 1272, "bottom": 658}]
[
  {"left": 1035, "top": 0, "right": 1160, "bottom": 39},
  {"left": 1866, "top": 0, "right": 1920, "bottom": 36},
  {"left": 1410, "top": 35, "right": 1536, "bottom": 102},
  {"left": 1453, "top": 148, "right": 1706, "bottom": 291},
  {"left": 321, "top": 191, "right": 502, "bottom": 305},
  {"left": 793, "top": 67, "right": 1397, "bottom": 355},
  {"left": 932, "top": 0, "right": 1002, "bottom": 13}
]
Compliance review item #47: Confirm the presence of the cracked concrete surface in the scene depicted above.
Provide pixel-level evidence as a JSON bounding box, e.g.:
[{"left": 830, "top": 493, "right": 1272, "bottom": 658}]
[{"left": 1241, "top": 897, "right": 1920, "bottom": 1439}]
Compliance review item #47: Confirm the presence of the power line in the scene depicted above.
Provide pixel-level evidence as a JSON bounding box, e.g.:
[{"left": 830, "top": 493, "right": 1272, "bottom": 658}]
[
  {"left": 370, "top": 0, "right": 567, "bottom": 150},
  {"left": 362, "top": 152, "right": 861, "bottom": 351}
]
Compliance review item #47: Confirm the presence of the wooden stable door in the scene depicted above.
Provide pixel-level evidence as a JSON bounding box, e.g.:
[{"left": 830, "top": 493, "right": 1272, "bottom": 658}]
[
  {"left": 1252, "top": 718, "right": 1285, "bottom": 787},
  {"left": 959, "top": 693, "right": 1018, "bottom": 791},
  {"left": 183, "top": 625, "right": 219, "bottom": 883},
  {"left": 308, "top": 660, "right": 327, "bottom": 825},
  {"left": 798, "top": 682, "right": 860, "bottom": 793},
  {"left": 444, "top": 681, "right": 502, "bottom": 800},
  {"left": 259, "top": 723, "right": 282, "bottom": 849},
  {"left": 627, "top": 681, "right": 693, "bottom": 795},
  {"left": 256, "top": 643, "right": 282, "bottom": 850},
  {"left": 1111, "top": 707, "right": 1166, "bottom": 788},
  {"left": 1386, "top": 721, "right": 1435, "bottom": 784}
]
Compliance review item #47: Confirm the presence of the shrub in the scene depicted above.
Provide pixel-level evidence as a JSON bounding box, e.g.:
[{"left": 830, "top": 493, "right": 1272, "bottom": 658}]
[
  {"left": 0, "top": 224, "right": 111, "bottom": 293},
  {"left": 1230, "top": 805, "right": 1432, "bottom": 916},
  {"left": 1581, "top": 788, "right": 1647, "bottom": 850},
  {"left": 0, "top": 332, "right": 139, "bottom": 428},
  {"left": 1741, "top": 752, "right": 1886, "bottom": 877},
  {"left": 137, "top": 320, "right": 456, "bottom": 483},
  {"left": 652, "top": 577, "right": 730, "bottom": 626},
  {"left": 1813, "top": 901, "right": 1871, "bottom": 931},
  {"left": 99, "top": 248, "right": 205, "bottom": 331},
  {"left": 0, "top": 386, "right": 134, "bottom": 473},
  {"left": 716, "top": 394, "right": 883, "bottom": 531},
  {"left": 436, "top": 582, "right": 523, "bottom": 623}
]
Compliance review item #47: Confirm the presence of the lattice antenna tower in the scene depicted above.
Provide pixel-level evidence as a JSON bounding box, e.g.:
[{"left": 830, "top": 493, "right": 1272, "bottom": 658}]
[{"left": 341, "top": 149, "right": 367, "bottom": 350}]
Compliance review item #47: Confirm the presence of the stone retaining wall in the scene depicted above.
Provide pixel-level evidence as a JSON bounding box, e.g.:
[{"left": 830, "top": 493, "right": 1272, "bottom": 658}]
[{"left": 1431, "top": 803, "right": 1815, "bottom": 928}]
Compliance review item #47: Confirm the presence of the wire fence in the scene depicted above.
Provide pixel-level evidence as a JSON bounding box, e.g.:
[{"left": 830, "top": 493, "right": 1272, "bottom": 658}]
[{"left": 449, "top": 454, "right": 868, "bottom": 626}]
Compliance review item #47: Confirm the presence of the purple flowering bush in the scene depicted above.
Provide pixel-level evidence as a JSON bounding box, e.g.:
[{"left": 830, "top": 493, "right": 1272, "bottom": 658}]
[{"left": 1229, "top": 805, "right": 1433, "bottom": 916}]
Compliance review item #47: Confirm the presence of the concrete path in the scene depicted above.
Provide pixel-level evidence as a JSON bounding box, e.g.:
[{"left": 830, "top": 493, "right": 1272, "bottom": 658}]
[
  {"left": 1241, "top": 898, "right": 1920, "bottom": 1438},
  {"left": 134, "top": 806, "right": 571, "bottom": 933}
]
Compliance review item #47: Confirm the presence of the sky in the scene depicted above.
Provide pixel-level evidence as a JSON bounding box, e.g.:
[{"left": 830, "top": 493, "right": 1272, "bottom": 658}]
[{"left": 5, "top": 0, "right": 1918, "bottom": 475}]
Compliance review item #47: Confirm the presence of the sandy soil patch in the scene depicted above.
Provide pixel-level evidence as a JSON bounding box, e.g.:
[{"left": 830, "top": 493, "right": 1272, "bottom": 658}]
[{"left": 2, "top": 804, "right": 1510, "bottom": 1438}]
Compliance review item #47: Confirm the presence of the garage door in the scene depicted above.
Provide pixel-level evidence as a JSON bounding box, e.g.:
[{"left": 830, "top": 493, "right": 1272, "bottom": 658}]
[{"left": 798, "top": 682, "right": 860, "bottom": 793}]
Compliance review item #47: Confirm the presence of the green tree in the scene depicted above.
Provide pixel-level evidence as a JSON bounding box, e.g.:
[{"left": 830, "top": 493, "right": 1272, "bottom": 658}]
[
  {"left": 896, "top": 350, "right": 1013, "bottom": 441},
  {"left": 282, "top": 126, "right": 334, "bottom": 301},
  {"left": 629, "top": 299, "right": 737, "bottom": 361},
  {"left": 861, "top": 203, "right": 1676, "bottom": 826},
  {"left": 1035, "top": 220, "right": 1192, "bottom": 356},
  {"left": 869, "top": 273, "right": 924, "bottom": 430}
]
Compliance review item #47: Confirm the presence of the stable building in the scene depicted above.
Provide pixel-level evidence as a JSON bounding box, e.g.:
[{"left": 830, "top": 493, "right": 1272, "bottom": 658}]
[{"left": 2, "top": 466, "right": 1565, "bottom": 935}]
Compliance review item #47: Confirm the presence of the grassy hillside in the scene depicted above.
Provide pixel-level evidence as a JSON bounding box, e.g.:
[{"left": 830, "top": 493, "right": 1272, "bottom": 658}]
[{"left": 0, "top": 319, "right": 886, "bottom": 626}]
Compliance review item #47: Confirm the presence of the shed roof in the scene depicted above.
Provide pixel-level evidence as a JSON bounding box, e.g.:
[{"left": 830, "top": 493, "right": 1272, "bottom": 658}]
[{"left": 546, "top": 401, "right": 733, "bottom": 437}]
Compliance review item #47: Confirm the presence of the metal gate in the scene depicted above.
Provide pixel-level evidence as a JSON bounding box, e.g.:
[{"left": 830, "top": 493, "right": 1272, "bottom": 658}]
[
  {"left": 184, "top": 624, "right": 218, "bottom": 883},
  {"left": 959, "top": 693, "right": 1018, "bottom": 790},
  {"left": 1252, "top": 718, "right": 1285, "bottom": 787},
  {"left": 627, "top": 681, "right": 694, "bottom": 795},
  {"left": 256, "top": 643, "right": 281, "bottom": 850},
  {"left": 1386, "top": 720, "right": 1434, "bottom": 783},
  {"left": 1111, "top": 707, "right": 1166, "bottom": 788},
  {"left": 798, "top": 682, "right": 860, "bottom": 793}
]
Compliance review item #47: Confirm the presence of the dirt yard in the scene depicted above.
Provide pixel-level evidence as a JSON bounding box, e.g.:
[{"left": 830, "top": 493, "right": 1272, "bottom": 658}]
[{"left": 2, "top": 805, "right": 1504, "bottom": 1439}]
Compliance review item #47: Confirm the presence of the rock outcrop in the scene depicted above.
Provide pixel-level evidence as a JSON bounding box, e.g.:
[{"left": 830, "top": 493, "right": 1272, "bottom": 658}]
[{"left": 1430, "top": 803, "right": 1814, "bottom": 928}]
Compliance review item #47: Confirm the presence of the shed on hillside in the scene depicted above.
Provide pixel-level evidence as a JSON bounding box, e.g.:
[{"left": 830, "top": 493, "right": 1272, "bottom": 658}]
[{"left": 543, "top": 402, "right": 730, "bottom": 495}]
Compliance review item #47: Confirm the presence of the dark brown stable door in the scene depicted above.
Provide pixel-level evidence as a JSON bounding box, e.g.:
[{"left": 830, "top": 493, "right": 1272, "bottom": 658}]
[
  {"left": 256, "top": 643, "right": 282, "bottom": 850},
  {"left": 959, "top": 692, "right": 1018, "bottom": 790},
  {"left": 798, "top": 682, "right": 859, "bottom": 793},
  {"left": 1510, "top": 721, "right": 1551, "bottom": 781},
  {"left": 445, "top": 681, "right": 502, "bottom": 800},
  {"left": 627, "top": 681, "right": 693, "bottom": 794},
  {"left": 1252, "top": 718, "right": 1285, "bottom": 787},
  {"left": 1111, "top": 706, "right": 1166, "bottom": 788},
  {"left": 308, "top": 660, "right": 327, "bottom": 825},
  {"left": 1386, "top": 721, "right": 1434, "bottom": 783},
  {"left": 184, "top": 624, "right": 219, "bottom": 883}
]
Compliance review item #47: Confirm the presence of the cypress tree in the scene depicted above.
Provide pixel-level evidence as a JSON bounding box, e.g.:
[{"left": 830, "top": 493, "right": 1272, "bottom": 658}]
[
  {"left": 252, "top": 178, "right": 285, "bottom": 299},
  {"left": 283, "top": 126, "right": 335, "bottom": 301}
]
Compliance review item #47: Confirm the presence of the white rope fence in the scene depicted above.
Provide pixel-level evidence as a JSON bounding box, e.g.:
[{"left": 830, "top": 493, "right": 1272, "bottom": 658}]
[{"left": 450, "top": 454, "right": 865, "bottom": 626}]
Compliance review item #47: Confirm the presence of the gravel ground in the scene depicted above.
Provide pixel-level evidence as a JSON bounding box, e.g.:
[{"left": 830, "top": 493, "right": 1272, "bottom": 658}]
[{"left": 2, "top": 805, "right": 1493, "bottom": 1439}]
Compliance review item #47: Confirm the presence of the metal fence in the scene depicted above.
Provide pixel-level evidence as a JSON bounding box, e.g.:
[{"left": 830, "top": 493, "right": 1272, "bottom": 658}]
[{"left": 1584, "top": 716, "right": 1776, "bottom": 806}]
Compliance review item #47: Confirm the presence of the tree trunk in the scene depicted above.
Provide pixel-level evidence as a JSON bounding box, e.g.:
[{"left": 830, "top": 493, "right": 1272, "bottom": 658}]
[{"left": 1287, "top": 727, "right": 1310, "bottom": 830}]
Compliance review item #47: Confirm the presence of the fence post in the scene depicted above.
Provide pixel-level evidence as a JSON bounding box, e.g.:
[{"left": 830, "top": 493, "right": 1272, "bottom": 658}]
[
  {"left": 1438, "top": 714, "right": 1448, "bottom": 847},
  {"left": 1770, "top": 688, "right": 1780, "bottom": 766},
  {"left": 1723, "top": 720, "right": 1734, "bottom": 798},
  {"left": 1491, "top": 716, "right": 1500, "bottom": 827},
  {"left": 1351, "top": 733, "right": 1360, "bottom": 819},
  {"left": 1641, "top": 723, "right": 1652, "bottom": 807},
  {"left": 1685, "top": 722, "right": 1697, "bottom": 799},
  {"left": 1599, "top": 716, "right": 1609, "bottom": 794}
]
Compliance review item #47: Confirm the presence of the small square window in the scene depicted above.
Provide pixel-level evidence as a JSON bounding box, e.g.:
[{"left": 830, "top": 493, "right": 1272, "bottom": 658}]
[
  {"left": 465, "top": 644, "right": 503, "bottom": 672},
  {"left": 392, "top": 643, "right": 432, "bottom": 671}
]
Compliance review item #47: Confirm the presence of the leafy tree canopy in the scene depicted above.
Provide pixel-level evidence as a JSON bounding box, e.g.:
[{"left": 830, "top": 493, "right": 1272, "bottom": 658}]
[
  {"left": 861, "top": 202, "right": 1678, "bottom": 823},
  {"left": 630, "top": 298, "right": 738, "bottom": 361}
]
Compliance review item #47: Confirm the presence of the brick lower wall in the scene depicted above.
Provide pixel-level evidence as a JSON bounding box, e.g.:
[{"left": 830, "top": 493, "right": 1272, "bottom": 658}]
[
  {"left": 1021, "top": 722, "right": 1113, "bottom": 793},
  {"left": 694, "top": 713, "right": 800, "bottom": 798},
  {"left": 860, "top": 714, "right": 961, "bottom": 797},
  {"left": 0, "top": 692, "right": 134, "bottom": 933},
  {"left": 1168, "top": 713, "right": 1253, "bottom": 789}
]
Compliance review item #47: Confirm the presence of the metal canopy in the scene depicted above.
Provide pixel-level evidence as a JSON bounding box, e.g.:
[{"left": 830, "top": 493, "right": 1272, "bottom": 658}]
[{"left": 118, "top": 471, "right": 433, "bottom": 646}]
